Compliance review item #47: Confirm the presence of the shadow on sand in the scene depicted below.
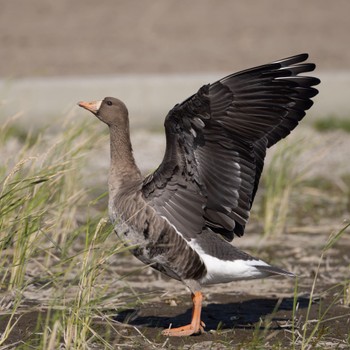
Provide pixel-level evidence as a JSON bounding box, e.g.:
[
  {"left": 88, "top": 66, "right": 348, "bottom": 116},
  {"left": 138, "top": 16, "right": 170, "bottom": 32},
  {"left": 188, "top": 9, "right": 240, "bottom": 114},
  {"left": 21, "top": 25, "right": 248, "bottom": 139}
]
[{"left": 114, "top": 296, "right": 311, "bottom": 332}]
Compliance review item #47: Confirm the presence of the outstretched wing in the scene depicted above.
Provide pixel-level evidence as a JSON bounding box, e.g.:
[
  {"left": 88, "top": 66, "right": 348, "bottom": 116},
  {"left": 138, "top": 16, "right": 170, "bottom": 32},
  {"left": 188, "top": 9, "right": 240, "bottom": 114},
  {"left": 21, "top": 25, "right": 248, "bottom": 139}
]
[{"left": 142, "top": 53, "right": 320, "bottom": 241}]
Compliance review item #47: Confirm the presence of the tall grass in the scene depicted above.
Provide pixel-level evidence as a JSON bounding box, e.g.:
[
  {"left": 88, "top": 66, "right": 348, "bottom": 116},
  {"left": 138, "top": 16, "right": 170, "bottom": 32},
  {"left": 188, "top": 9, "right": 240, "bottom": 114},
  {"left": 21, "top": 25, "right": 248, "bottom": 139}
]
[
  {"left": 0, "top": 118, "right": 92, "bottom": 291},
  {"left": 0, "top": 115, "right": 129, "bottom": 348},
  {"left": 293, "top": 223, "right": 350, "bottom": 350},
  {"left": 261, "top": 140, "right": 307, "bottom": 237}
]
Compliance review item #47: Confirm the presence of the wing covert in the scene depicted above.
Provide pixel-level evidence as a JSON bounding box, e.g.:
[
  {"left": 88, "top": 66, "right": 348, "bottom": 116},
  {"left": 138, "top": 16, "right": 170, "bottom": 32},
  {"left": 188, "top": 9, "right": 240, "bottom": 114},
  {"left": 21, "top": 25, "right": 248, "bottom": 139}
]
[{"left": 142, "top": 53, "right": 320, "bottom": 241}]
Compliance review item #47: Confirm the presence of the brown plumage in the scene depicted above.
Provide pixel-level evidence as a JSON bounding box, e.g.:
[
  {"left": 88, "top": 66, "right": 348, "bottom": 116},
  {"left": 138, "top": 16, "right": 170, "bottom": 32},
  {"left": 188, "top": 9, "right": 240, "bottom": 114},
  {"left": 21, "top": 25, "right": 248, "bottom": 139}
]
[{"left": 78, "top": 53, "right": 320, "bottom": 336}]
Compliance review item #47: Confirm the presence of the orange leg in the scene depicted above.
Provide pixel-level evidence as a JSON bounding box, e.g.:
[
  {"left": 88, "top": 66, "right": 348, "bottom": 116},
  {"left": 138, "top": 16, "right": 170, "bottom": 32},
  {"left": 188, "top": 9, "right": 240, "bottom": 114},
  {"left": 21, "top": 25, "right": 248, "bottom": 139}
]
[{"left": 162, "top": 291, "right": 206, "bottom": 336}]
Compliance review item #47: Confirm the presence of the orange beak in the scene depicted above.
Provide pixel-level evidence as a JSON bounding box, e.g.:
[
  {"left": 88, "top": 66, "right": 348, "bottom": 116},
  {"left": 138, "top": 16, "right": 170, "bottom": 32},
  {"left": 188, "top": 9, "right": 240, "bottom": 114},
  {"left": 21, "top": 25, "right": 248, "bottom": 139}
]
[{"left": 78, "top": 100, "right": 102, "bottom": 114}]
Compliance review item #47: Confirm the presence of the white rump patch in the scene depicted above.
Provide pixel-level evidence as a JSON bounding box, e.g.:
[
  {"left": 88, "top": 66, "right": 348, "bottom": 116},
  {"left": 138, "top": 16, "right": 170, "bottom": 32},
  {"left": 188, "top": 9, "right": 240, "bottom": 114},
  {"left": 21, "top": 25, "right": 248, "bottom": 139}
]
[
  {"left": 189, "top": 239, "right": 272, "bottom": 285},
  {"left": 158, "top": 216, "right": 273, "bottom": 285}
]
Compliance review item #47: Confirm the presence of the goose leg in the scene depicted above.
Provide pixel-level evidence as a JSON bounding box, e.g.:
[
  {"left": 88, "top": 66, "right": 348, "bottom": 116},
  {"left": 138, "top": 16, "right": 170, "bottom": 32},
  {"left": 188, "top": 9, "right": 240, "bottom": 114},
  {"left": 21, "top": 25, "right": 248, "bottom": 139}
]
[{"left": 162, "top": 291, "right": 205, "bottom": 336}]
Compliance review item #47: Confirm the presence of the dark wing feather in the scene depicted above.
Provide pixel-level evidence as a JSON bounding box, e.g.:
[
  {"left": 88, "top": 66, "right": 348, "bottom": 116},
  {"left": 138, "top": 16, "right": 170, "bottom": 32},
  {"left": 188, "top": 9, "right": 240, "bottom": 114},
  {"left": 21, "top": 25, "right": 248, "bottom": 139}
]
[
  {"left": 142, "top": 115, "right": 207, "bottom": 240},
  {"left": 142, "top": 53, "right": 320, "bottom": 241}
]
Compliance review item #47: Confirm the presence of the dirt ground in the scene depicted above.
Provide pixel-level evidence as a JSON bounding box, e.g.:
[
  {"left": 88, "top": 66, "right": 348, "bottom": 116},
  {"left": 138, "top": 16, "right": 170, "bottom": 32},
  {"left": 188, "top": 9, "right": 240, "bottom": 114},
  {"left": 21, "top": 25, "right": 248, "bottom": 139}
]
[
  {"left": 1, "top": 230, "right": 349, "bottom": 349},
  {"left": 105, "top": 231, "right": 350, "bottom": 349}
]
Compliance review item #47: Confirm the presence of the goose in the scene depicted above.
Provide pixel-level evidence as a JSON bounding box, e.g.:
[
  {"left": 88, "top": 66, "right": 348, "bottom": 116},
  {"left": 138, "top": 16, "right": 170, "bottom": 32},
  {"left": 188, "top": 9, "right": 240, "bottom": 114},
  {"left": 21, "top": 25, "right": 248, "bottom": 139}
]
[{"left": 78, "top": 53, "right": 320, "bottom": 336}]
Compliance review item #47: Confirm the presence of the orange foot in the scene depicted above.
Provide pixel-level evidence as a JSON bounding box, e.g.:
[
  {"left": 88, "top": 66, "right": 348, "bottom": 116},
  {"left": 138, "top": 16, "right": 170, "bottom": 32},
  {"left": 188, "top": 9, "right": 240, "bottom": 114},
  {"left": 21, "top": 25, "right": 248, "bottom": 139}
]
[
  {"left": 162, "top": 320, "right": 205, "bottom": 336},
  {"left": 162, "top": 291, "right": 205, "bottom": 337}
]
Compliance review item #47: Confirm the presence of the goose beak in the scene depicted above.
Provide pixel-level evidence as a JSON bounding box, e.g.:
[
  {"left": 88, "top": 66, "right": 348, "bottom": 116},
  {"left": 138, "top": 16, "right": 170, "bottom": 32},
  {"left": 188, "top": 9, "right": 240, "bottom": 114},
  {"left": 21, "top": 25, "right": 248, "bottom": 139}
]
[{"left": 78, "top": 100, "right": 102, "bottom": 115}]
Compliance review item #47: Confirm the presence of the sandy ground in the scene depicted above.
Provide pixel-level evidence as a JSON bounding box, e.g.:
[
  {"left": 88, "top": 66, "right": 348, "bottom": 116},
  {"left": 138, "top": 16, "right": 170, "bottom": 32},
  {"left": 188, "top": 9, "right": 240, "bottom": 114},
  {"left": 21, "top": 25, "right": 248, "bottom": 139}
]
[
  {"left": 1, "top": 0, "right": 350, "bottom": 78},
  {"left": 1, "top": 231, "right": 349, "bottom": 348}
]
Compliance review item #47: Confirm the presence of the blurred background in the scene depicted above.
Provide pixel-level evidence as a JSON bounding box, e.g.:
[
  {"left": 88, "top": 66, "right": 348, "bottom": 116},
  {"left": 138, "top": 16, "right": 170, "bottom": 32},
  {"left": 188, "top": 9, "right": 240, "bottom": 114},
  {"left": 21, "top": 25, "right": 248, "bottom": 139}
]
[
  {"left": 1, "top": 0, "right": 350, "bottom": 76},
  {"left": 1, "top": 0, "right": 350, "bottom": 129}
]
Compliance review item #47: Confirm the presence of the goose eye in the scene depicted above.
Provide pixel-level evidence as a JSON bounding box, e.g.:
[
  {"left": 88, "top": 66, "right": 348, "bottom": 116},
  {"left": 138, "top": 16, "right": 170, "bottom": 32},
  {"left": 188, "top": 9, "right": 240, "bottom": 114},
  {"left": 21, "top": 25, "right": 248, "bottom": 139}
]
[{"left": 106, "top": 101, "right": 112, "bottom": 106}]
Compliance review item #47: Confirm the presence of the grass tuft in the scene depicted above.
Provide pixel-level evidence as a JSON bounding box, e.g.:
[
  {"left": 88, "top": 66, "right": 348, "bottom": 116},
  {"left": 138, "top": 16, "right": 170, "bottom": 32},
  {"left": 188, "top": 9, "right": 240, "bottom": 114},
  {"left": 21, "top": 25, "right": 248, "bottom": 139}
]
[
  {"left": 0, "top": 115, "right": 134, "bottom": 348},
  {"left": 313, "top": 116, "right": 350, "bottom": 133},
  {"left": 261, "top": 140, "right": 306, "bottom": 237},
  {"left": 293, "top": 223, "right": 350, "bottom": 350}
]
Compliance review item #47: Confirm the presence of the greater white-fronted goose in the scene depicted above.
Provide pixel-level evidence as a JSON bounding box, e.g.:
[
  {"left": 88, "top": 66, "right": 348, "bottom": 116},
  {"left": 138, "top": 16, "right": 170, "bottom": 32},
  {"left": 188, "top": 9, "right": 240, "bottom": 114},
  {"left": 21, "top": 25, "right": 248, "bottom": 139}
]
[{"left": 78, "top": 53, "right": 320, "bottom": 336}]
